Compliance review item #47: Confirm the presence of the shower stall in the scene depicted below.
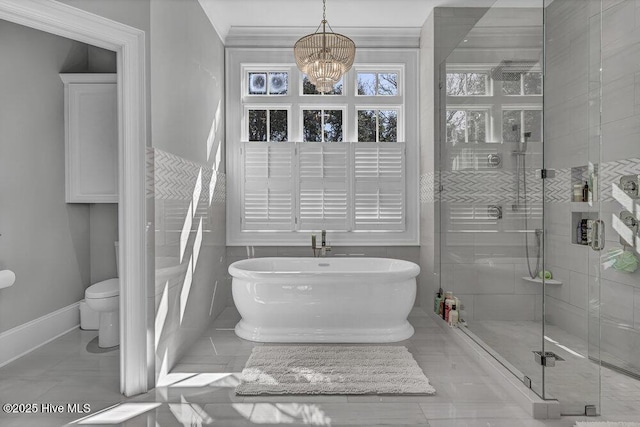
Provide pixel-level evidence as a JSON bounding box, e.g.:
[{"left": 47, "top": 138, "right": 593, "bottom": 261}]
[{"left": 434, "top": 0, "right": 640, "bottom": 416}]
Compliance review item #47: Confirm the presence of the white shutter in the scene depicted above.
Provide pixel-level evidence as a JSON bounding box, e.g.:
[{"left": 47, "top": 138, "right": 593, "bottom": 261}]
[
  {"left": 353, "top": 142, "right": 405, "bottom": 230},
  {"left": 242, "top": 142, "right": 295, "bottom": 230},
  {"left": 298, "top": 143, "right": 349, "bottom": 230}
]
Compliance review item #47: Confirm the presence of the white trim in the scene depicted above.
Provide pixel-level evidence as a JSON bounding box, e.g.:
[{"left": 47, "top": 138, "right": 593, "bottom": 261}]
[
  {"left": 225, "top": 26, "right": 420, "bottom": 48},
  {"left": 0, "top": 0, "right": 149, "bottom": 396},
  {"left": 0, "top": 302, "right": 80, "bottom": 368}
]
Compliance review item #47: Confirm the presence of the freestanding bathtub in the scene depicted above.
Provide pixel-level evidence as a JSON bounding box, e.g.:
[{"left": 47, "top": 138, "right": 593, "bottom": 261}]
[{"left": 229, "top": 257, "right": 420, "bottom": 343}]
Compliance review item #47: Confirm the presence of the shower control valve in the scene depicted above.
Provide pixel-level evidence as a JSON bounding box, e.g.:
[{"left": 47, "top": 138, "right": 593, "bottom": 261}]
[{"left": 487, "top": 205, "right": 503, "bottom": 220}]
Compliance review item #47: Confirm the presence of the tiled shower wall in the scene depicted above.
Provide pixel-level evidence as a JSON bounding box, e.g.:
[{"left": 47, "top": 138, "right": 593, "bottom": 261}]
[
  {"left": 545, "top": 0, "right": 640, "bottom": 375},
  {"left": 427, "top": 7, "right": 545, "bottom": 323}
]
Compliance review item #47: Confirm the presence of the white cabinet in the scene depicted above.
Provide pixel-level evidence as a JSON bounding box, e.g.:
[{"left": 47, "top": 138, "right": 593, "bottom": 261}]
[{"left": 60, "top": 73, "right": 118, "bottom": 203}]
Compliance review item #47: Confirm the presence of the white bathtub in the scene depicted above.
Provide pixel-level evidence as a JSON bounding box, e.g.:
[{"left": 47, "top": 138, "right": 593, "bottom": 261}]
[{"left": 229, "top": 257, "right": 419, "bottom": 343}]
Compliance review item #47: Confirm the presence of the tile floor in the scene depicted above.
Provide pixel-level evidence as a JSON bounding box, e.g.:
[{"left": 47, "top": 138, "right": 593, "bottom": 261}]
[
  {"left": 0, "top": 306, "right": 629, "bottom": 426},
  {"left": 466, "top": 320, "right": 640, "bottom": 419}
]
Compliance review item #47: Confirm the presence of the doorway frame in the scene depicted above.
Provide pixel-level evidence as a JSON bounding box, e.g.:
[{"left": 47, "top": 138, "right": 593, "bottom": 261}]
[{"left": 0, "top": 0, "right": 149, "bottom": 396}]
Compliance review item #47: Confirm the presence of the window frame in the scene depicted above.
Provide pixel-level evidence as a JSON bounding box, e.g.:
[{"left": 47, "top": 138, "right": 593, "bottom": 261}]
[
  {"left": 299, "top": 105, "right": 348, "bottom": 142},
  {"left": 226, "top": 48, "right": 419, "bottom": 246},
  {"left": 243, "top": 104, "right": 292, "bottom": 142}
]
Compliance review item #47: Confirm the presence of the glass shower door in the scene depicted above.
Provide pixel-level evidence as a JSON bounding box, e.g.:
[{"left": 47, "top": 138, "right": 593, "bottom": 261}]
[{"left": 541, "top": 0, "right": 602, "bottom": 414}]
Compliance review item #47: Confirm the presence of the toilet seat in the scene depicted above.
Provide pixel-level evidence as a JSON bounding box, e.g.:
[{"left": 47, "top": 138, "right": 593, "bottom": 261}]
[{"left": 86, "top": 278, "right": 119, "bottom": 299}]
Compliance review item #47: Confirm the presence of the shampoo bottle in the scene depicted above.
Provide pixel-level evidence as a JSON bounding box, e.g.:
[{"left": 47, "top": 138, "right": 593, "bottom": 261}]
[{"left": 448, "top": 304, "right": 459, "bottom": 327}]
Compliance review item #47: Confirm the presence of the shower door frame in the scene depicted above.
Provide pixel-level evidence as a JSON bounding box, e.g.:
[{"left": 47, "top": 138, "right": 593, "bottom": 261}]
[{"left": 0, "top": 0, "right": 150, "bottom": 396}]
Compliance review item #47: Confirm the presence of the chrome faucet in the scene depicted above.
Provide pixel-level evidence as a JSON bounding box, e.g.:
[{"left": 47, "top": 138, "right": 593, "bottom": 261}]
[
  {"left": 312, "top": 231, "right": 331, "bottom": 257},
  {"left": 320, "top": 230, "right": 331, "bottom": 257}
]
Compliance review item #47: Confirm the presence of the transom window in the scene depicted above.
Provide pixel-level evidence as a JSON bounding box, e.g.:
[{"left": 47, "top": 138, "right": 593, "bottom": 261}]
[
  {"left": 248, "top": 71, "right": 289, "bottom": 95},
  {"left": 357, "top": 72, "right": 399, "bottom": 96},
  {"left": 446, "top": 72, "right": 490, "bottom": 96},
  {"left": 502, "top": 72, "right": 542, "bottom": 96}
]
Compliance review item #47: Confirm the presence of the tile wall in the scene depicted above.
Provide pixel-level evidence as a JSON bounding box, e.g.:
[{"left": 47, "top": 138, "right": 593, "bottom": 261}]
[{"left": 545, "top": 0, "right": 640, "bottom": 376}]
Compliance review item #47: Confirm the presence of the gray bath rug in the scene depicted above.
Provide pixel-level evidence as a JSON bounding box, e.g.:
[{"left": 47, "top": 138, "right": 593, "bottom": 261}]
[
  {"left": 575, "top": 423, "right": 640, "bottom": 427},
  {"left": 236, "top": 345, "right": 436, "bottom": 395}
]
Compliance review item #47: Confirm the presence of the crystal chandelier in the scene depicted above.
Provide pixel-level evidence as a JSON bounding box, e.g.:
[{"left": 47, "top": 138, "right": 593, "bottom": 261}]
[{"left": 293, "top": 0, "right": 356, "bottom": 93}]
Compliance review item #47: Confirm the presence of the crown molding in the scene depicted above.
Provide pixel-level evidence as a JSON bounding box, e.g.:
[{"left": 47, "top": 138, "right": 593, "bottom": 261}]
[{"left": 225, "top": 26, "right": 421, "bottom": 48}]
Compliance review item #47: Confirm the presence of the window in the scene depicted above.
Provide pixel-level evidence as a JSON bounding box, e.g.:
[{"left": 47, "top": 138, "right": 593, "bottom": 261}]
[
  {"left": 302, "top": 74, "right": 343, "bottom": 95},
  {"left": 446, "top": 109, "right": 488, "bottom": 143},
  {"left": 302, "top": 109, "right": 344, "bottom": 142},
  {"left": 248, "top": 71, "right": 288, "bottom": 95},
  {"left": 357, "top": 109, "right": 398, "bottom": 142},
  {"left": 227, "top": 49, "right": 418, "bottom": 245},
  {"left": 502, "top": 109, "right": 542, "bottom": 142},
  {"left": 445, "top": 65, "right": 542, "bottom": 144},
  {"left": 502, "top": 72, "right": 542, "bottom": 96},
  {"left": 246, "top": 108, "right": 289, "bottom": 142},
  {"left": 357, "top": 72, "right": 399, "bottom": 96},
  {"left": 446, "top": 72, "right": 490, "bottom": 96}
]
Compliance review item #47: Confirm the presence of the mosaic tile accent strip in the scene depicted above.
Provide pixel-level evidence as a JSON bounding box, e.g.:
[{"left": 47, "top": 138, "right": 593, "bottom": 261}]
[
  {"left": 146, "top": 146, "right": 155, "bottom": 199},
  {"left": 436, "top": 157, "right": 640, "bottom": 204},
  {"left": 154, "top": 148, "right": 226, "bottom": 204},
  {"left": 420, "top": 173, "right": 434, "bottom": 203}
]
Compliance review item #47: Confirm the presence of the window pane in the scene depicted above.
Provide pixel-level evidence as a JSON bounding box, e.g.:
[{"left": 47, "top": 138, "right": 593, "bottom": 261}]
[
  {"left": 523, "top": 72, "right": 542, "bottom": 95},
  {"left": 467, "top": 111, "right": 486, "bottom": 142},
  {"left": 269, "top": 72, "right": 288, "bottom": 95},
  {"left": 446, "top": 73, "right": 465, "bottom": 95},
  {"left": 466, "top": 73, "right": 487, "bottom": 95},
  {"left": 303, "top": 110, "right": 322, "bottom": 142},
  {"left": 378, "top": 73, "right": 398, "bottom": 95},
  {"left": 524, "top": 110, "right": 542, "bottom": 141},
  {"left": 270, "top": 110, "right": 288, "bottom": 141},
  {"left": 357, "top": 73, "right": 376, "bottom": 95},
  {"left": 323, "top": 110, "right": 343, "bottom": 142},
  {"left": 302, "top": 74, "right": 342, "bottom": 95},
  {"left": 502, "top": 74, "right": 521, "bottom": 95},
  {"left": 358, "top": 110, "right": 377, "bottom": 142},
  {"left": 248, "top": 109, "right": 267, "bottom": 141},
  {"left": 379, "top": 110, "right": 398, "bottom": 142},
  {"left": 446, "top": 110, "right": 466, "bottom": 144},
  {"left": 502, "top": 110, "right": 521, "bottom": 142},
  {"left": 249, "top": 72, "right": 267, "bottom": 95}
]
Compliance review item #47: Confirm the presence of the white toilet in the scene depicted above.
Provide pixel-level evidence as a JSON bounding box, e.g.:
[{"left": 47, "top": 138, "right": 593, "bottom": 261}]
[{"left": 85, "top": 243, "right": 119, "bottom": 348}]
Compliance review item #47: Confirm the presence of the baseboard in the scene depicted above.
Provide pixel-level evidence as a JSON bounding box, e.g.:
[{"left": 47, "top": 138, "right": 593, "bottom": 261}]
[{"left": 0, "top": 302, "right": 81, "bottom": 368}]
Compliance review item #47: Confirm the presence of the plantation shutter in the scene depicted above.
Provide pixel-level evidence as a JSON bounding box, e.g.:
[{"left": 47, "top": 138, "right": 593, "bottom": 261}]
[
  {"left": 298, "top": 143, "right": 349, "bottom": 230},
  {"left": 242, "top": 142, "right": 295, "bottom": 230},
  {"left": 353, "top": 142, "right": 405, "bottom": 230}
]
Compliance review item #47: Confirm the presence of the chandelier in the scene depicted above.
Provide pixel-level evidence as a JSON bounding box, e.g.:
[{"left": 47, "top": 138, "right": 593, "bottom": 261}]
[{"left": 293, "top": 0, "right": 356, "bottom": 93}]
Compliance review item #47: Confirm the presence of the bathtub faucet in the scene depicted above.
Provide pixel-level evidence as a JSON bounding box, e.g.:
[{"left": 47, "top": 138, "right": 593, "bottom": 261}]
[
  {"left": 320, "top": 230, "right": 331, "bottom": 257},
  {"left": 312, "top": 231, "right": 331, "bottom": 257}
]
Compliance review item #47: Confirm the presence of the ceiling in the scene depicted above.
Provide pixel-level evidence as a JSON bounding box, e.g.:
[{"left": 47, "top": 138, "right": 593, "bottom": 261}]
[{"left": 198, "top": 0, "right": 544, "bottom": 43}]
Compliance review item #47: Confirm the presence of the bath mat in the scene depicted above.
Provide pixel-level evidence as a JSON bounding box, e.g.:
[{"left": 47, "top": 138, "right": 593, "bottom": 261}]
[
  {"left": 235, "top": 345, "right": 435, "bottom": 395},
  {"left": 575, "top": 423, "right": 640, "bottom": 427}
]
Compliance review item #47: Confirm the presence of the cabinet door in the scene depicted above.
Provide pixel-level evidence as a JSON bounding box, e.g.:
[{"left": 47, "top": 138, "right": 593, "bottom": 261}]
[{"left": 66, "top": 83, "right": 118, "bottom": 203}]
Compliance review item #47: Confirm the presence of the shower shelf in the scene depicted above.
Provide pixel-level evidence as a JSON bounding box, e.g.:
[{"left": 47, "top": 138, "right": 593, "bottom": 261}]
[
  {"left": 521, "top": 276, "right": 562, "bottom": 285},
  {"left": 570, "top": 202, "right": 599, "bottom": 212}
]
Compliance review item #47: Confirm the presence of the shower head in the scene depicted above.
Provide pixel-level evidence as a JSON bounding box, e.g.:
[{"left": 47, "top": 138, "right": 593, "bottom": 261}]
[{"left": 490, "top": 60, "right": 538, "bottom": 81}]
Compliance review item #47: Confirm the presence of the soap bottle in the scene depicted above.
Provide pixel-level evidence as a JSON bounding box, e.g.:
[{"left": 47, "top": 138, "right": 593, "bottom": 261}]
[
  {"left": 444, "top": 295, "right": 455, "bottom": 322},
  {"left": 434, "top": 288, "right": 443, "bottom": 313},
  {"left": 582, "top": 181, "right": 589, "bottom": 202},
  {"left": 441, "top": 291, "right": 452, "bottom": 319},
  {"left": 448, "top": 304, "right": 459, "bottom": 327}
]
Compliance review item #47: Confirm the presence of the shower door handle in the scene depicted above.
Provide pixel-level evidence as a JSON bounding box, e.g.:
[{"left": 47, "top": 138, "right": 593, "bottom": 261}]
[{"left": 590, "top": 219, "right": 605, "bottom": 251}]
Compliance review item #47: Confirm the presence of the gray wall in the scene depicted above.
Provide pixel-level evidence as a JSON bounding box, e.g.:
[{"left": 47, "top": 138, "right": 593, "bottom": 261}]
[
  {"left": 150, "top": 0, "right": 226, "bottom": 374},
  {"left": 0, "top": 19, "right": 118, "bottom": 333}
]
